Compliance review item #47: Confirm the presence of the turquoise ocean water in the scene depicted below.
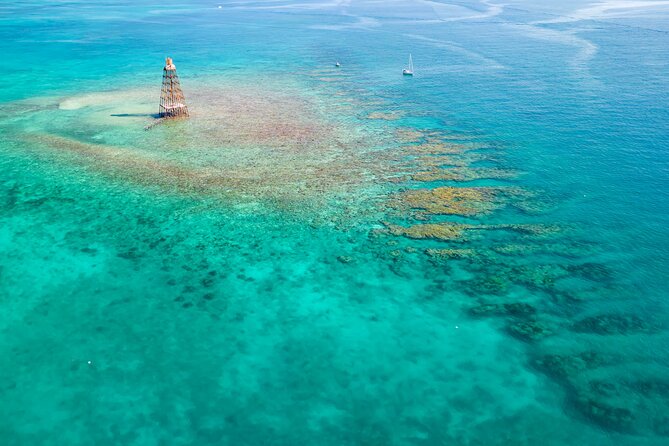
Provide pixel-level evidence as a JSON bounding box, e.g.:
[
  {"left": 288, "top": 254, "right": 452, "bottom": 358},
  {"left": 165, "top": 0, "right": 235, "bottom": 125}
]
[{"left": 1, "top": 1, "right": 669, "bottom": 444}]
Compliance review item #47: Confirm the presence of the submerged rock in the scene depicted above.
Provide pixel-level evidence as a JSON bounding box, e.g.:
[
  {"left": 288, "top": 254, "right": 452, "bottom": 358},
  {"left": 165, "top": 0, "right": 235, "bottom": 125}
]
[
  {"left": 390, "top": 186, "right": 507, "bottom": 216},
  {"left": 513, "top": 197, "right": 559, "bottom": 215},
  {"left": 425, "top": 248, "right": 476, "bottom": 260},
  {"left": 463, "top": 263, "right": 567, "bottom": 296},
  {"left": 466, "top": 275, "right": 509, "bottom": 295},
  {"left": 337, "top": 255, "right": 354, "bottom": 264},
  {"left": 384, "top": 222, "right": 471, "bottom": 241},
  {"left": 571, "top": 374, "right": 669, "bottom": 436},
  {"left": 574, "top": 398, "right": 635, "bottom": 432},
  {"left": 509, "top": 264, "right": 568, "bottom": 290},
  {"left": 490, "top": 224, "right": 562, "bottom": 237},
  {"left": 507, "top": 320, "right": 553, "bottom": 341},
  {"left": 534, "top": 351, "right": 614, "bottom": 379},
  {"left": 572, "top": 313, "right": 657, "bottom": 335},
  {"left": 567, "top": 262, "right": 613, "bottom": 282},
  {"left": 632, "top": 378, "right": 669, "bottom": 397},
  {"left": 491, "top": 240, "right": 592, "bottom": 258}
]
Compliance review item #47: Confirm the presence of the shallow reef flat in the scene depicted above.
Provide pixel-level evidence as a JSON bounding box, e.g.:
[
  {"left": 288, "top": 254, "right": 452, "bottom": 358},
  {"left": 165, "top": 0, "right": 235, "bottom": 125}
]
[
  {"left": 390, "top": 186, "right": 532, "bottom": 217},
  {"left": 1, "top": 76, "right": 403, "bottom": 217}
]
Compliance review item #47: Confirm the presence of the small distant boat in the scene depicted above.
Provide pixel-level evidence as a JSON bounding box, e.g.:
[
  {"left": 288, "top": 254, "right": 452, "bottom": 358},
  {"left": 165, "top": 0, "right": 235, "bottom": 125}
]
[
  {"left": 403, "top": 54, "right": 414, "bottom": 76},
  {"left": 335, "top": 61, "right": 341, "bottom": 67}
]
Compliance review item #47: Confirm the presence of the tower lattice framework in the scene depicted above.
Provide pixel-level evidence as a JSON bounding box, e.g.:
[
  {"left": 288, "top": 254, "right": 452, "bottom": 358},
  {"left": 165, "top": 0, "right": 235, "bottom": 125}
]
[{"left": 159, "top": 57, "right": 189, "bottom": 118}]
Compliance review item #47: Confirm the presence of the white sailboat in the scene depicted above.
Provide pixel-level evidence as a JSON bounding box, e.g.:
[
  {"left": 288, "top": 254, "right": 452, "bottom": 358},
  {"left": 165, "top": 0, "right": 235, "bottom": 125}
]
[{"left": 403, "top": 54, "right": 414, "bottom": 76}]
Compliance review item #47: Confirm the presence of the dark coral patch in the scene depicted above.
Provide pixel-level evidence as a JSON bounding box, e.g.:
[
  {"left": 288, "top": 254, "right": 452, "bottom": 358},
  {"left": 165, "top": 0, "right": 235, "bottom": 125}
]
[
  {"left": 572, "top": 314, "right": 657, "bottom": 335},
  {"left": 534, "top": 351, "right": 614, "bottom": 379},
  {"left": 506, "top": 320, "right": 553, "bottom": 342},
  {"left": 567, "top": 262, "right": 613, "bottom": 282},
  {"left": 465, "top": 275, "right": 509, "bottom": 295},
  {"left": 574, "top": 398, "right": 635, "bottom": 432}
]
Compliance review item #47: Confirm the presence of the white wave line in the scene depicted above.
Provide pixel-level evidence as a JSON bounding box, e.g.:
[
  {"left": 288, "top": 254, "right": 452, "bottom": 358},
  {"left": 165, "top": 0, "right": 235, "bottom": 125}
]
[
  {"left": 503, "top": 23, "right": 601, "bottom": 85},
  {"left": 420, "top": 0, "right": 505, "bottom": 22},
  {"left": 402, "top": 33, "right": 506, "bottom": 69},
  {"left": 531, "top": 0, "right": 669, "bottom": 25},
  {"left": 310, "top": 16, "right": 381, "bottom": 30}
]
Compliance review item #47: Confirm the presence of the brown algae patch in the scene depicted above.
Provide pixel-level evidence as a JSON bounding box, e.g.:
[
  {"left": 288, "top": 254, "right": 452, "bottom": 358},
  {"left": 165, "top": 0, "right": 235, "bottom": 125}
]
[
  {"left": 384, "top": 222, "right": 472, "bottom": 241},
  {"left": 384, "top": 222, "right": 561, "bottom": 242},
  {"left": 392, "top": 187, "right": 492, "bottom": 216},
  {"left": 391, "top": 186, "right": 524, "bottom": 216}
]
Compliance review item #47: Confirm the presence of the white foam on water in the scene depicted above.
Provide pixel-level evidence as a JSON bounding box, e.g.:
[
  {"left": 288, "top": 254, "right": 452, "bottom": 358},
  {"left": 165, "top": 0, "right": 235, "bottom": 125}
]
[
  {"left": 419, "top": 0, "right": 504, "bottom": 22},
  {"left": 503, "top": 23, "right": 601, "bottom": 86},
  {"left": 228, "top": 1, "right": 351, "bottom": 11},
  {"left": 401, "top": 33, "right": 507, "bottom": 70},
  {"left": 310, "top": 16, "right": 381, "bottom": 30},
  {"left": 532, "top": 0, "right": 669, "bottom": 24}
]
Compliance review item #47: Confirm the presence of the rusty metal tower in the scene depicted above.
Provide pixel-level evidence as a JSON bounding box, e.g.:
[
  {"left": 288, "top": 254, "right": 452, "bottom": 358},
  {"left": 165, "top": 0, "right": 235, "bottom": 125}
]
[{"left": 158, "top": 57, "right": 189, "bottom": 118}]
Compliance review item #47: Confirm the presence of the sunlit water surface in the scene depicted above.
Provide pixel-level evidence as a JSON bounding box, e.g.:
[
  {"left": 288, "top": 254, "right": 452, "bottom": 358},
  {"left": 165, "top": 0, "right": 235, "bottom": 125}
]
[{"left": 1, "top": 1, "right": 669, "bottom": 445}]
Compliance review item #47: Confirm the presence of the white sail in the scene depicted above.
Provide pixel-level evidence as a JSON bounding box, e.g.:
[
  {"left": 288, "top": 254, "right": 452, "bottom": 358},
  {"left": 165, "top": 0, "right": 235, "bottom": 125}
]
[{"left": 403, "top": 53, "right": 414, "bottom": 75}]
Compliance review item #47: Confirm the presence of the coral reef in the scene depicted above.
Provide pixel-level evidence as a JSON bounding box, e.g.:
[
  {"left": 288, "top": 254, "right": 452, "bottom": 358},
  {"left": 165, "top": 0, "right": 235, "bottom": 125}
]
[
  {"left": 465, "top": 275, "right": 510, "bottom": 295},
  {"left": 507, "top": 264, "right": 568, "bottom": 290},
  {"left": 572, "top": 313, "right": 658, "bottom": 335},
  {"left": 366, "top": 111, "right": 404, "bottom": 121},
  {"left": 464, "top": 263, "right": 567, "bottom": 296},
  {"left": 491, "top": 240, "right": 592, "bottom": 257},
  {"left": 391, "top": 187, "right": 499, "bottom": 216},
  {"left": 533, "top": 351, "right": 615, "bottom": 379},
  {"left": 572, "top": 374, "right": 669, "bottom": 435},
  {"left": 403, "top": 142, "right": 480, "bottom": 156},
  {"left": 567, "top": 262, "right": 613, "bottom": 282},
  {"left": 425, "top": 248, "right": 476, "bottom": 260},
  {"left": 395, "top": 128, "right": 425, "bottom": 143},
  {"left": 412, "top": 167, "right": 519, "bottom": 183},
  {"left": 513, "top": 195, "right": 561, "bottom": 215},
  {"left": 533, "top": 347, "right": 669, "bottom": 436},
  {"left": 506, "top": 320, "right": 553, "bottom": 341},
  {"left": 384, "top": 222, "right": 472, "bottom": 241},
  {"left": 390, "top": 186, "right": 533, "bottom": 217},
  {"left": 574, "top": 398, "right": 635, "bottom": 432},
  {"left": 489, "top": 224, "right": 562, "bottom": 237},
  {"left": 400, "top": 151, "right": 493, "bottom": 169},
  {"left": 10, "top": 79, "right": 408, "bottom": 217},
  {"left": 384, "top": 221, "right": 558, "bottom": 244}
]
